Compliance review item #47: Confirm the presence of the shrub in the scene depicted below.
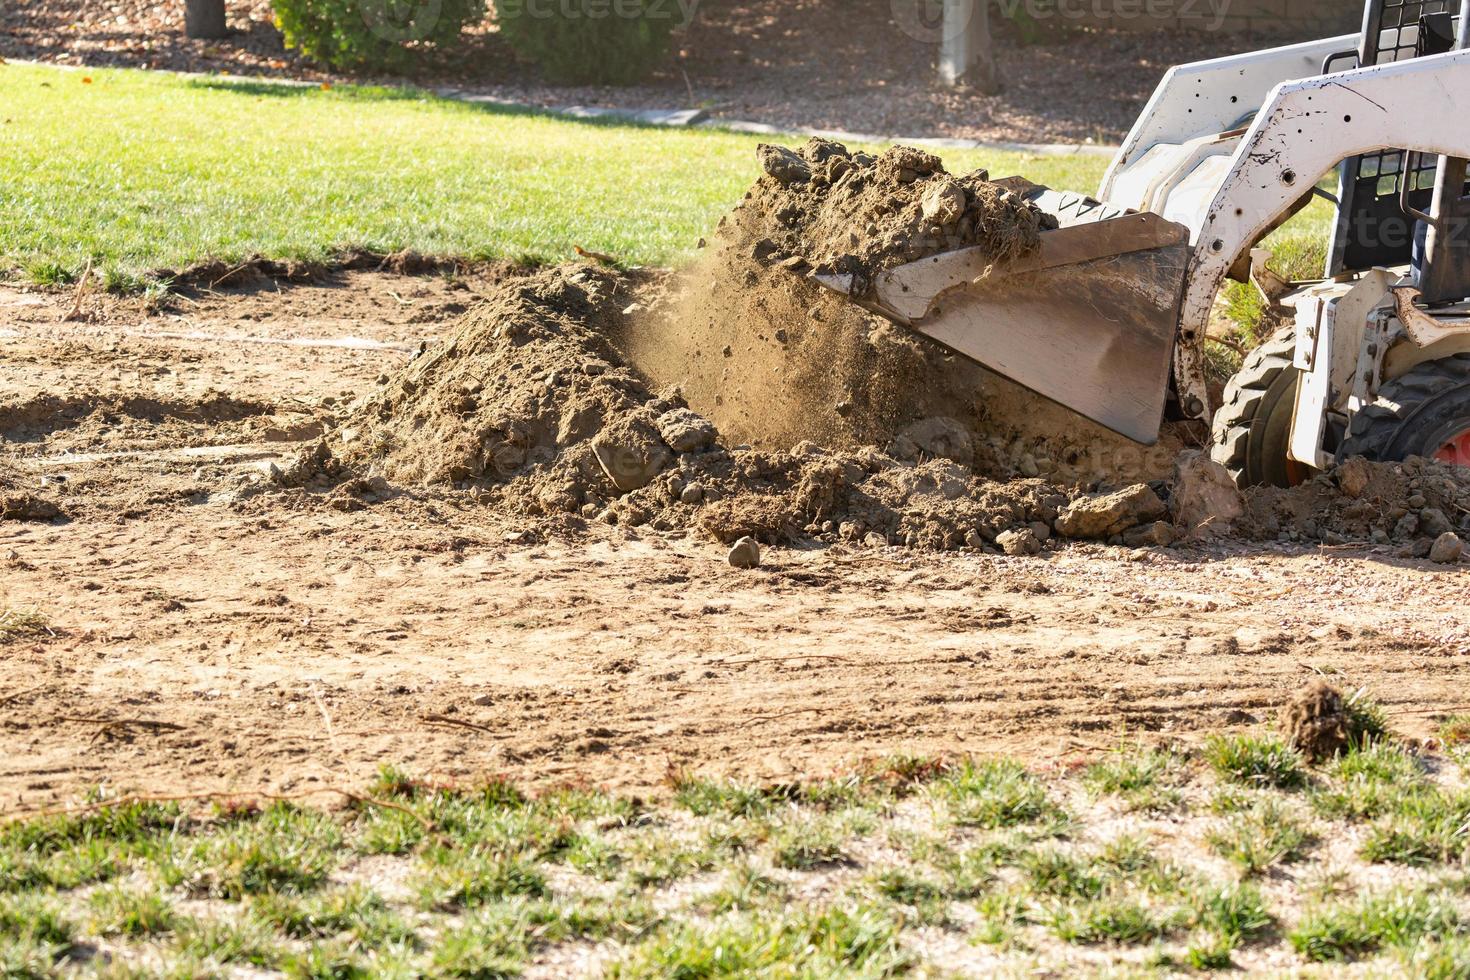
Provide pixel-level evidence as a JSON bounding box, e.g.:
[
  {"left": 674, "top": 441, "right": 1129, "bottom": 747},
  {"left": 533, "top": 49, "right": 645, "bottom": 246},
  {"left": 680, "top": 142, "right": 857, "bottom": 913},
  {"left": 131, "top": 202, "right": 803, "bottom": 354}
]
[
  {"left": 495, "top": 0, "right": 678, "bottom": 85},
  {"left": 273, "top": 0, "right": 486, "bottom": 72}
]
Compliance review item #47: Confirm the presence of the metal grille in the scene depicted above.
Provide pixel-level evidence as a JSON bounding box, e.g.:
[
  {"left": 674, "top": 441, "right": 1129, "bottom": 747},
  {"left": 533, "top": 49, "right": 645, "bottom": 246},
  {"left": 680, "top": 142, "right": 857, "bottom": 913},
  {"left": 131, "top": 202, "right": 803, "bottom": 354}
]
[
  {"left": 1355, "top": 0, "right": 1457, "bottom": 197},
  {"left": 1328, "top": 0, "right": 1462, "bottom": 274},
  {"left": 1367, "top": 0, "right": 1456, "bottom": 64}
]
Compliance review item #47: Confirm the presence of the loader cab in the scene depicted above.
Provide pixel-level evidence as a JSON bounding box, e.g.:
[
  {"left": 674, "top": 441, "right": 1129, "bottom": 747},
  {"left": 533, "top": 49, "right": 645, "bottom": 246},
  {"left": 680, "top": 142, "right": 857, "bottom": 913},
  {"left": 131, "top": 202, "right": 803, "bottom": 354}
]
[{"left": 1329, "top": 0, "right": 1470, "bottom": 306}]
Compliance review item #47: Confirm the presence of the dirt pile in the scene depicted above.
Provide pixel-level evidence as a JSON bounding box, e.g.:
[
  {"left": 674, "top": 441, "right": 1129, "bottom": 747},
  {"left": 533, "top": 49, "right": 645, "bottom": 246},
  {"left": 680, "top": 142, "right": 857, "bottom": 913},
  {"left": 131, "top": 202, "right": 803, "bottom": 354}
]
[
  {"left": 743, "top": 139, "right": 1053, "bottom": 290},
  {"left": 316, "top": 257, "right": 1470, "bottom": 556},
  {"left": 1280, "top": 682, "right": 1351, "bottom": 762},
  {"left": 322, "top": 264, "right": 1077, "bottom": 549},
  {"left": 613, "top": 139, "right": 1168, "bottom": 481},
  {"left": 1240, "top": 454, "right": 1470, "bottom": 553}
]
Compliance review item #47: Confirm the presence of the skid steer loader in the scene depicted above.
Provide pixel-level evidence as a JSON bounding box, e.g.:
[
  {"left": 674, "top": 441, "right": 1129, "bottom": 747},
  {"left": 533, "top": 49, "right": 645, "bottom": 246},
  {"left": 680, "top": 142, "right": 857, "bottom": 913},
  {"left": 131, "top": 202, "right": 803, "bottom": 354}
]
[{"left": 816, "top": 0, "right": 1470, "bottom": 486}]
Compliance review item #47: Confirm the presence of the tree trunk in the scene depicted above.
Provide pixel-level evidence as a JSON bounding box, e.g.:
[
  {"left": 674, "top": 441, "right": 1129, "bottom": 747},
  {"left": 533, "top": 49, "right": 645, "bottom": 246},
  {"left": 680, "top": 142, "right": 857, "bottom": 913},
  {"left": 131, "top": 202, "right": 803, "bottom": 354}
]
[
  {"left": 938, "top": 0, "right": 999, "bottom": 93},
  {"left": 185, "top": 0, "right": 227, "bottom": 39}
]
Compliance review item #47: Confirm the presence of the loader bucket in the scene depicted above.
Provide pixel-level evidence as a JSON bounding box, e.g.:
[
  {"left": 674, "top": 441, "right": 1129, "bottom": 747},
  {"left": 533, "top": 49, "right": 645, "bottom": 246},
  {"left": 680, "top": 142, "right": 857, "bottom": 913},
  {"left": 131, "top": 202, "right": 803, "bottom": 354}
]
[{"left": 813, "top": 187, "right": 1191, "bottom": 445}]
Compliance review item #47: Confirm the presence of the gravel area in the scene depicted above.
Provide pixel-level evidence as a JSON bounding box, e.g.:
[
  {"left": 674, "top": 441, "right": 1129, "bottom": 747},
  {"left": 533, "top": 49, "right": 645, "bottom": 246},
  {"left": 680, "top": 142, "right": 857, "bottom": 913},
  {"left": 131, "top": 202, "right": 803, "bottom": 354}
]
[{"left": 1, "top": 0, "right": 1305, "bottom": 143}]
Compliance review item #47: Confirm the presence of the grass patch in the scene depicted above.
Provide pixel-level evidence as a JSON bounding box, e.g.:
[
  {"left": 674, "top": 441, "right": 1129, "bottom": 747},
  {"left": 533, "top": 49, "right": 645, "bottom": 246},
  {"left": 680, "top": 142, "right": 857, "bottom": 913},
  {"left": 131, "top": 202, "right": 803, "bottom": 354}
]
[
  {"left": 0, "top": 893, "right": 73, "bottom": 947},
  {"left": 1082, "top": 745, "right": 1186, "bottom": 812},
  {"left": 1204, "top": 734, "right": 1306, "bottom": 790},
  {"left": 254, "top": 884, "right": 414, "bottom": 948},
  {"left": 176, "top": 916, "right": 282, "bottom": 968},
  {"left": 1311, "top": 741, "right": 1429, "bottom": 821},
  {"left": 0, "top": 608, "right": 52, "bottom": 645},
  {"left": 1291, "top": 888, "right": 1461, "bottom": 962},
  {"left": 1360, "top": 789, "right": 1470, "bottom": 866},
  {"left": 1206, "top": 797, "right": 1315, "bottom": 874},
  {"left": 160, "top": 802, "right": 340, "bottom": 899},
  {"left": 0, "top": 63, "right": 1107, "bottom": 282},
  {"left": 932, "top": 759, "right": 1067, "bottom": 831},
  {"left": 1047, "top": 897, "right": 1174, "bottom": 945},
  {"left": 1438, "top": 715, "right": 1470, "bottom": 748},
  {"left": 87, "top": 884, "right": 183, "bottom": 937},
  {"left": 609, "top": 903, "right": 910, "bottom": 977},
  {"left": 415, "top": 849, "right": 549, "bottom": 909}
]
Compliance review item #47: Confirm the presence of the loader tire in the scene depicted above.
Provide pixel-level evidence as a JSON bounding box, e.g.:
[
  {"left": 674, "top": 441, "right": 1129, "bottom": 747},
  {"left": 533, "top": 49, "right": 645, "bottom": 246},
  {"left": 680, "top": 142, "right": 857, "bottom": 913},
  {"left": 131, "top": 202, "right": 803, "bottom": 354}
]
[
  {"left": 1210, "top": 328, "right": 1315, "bottom": 488},
  {"left": 1337, "top": 354, "right": 1470, "bottom": 468}
]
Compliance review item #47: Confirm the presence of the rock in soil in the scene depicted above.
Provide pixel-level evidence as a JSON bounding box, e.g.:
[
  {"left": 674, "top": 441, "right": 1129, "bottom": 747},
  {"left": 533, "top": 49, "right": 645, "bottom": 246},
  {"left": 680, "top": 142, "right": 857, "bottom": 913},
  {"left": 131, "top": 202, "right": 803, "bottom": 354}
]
[
  {"left": 996, "top": 527, "right": 1041, "bottom": 556},
  {"left": 728, "top": 536, "right": 762, "bottom": 569},
  {"left": 1280, "top": 681, "right": 1350, "bottom": 762},
  {"left": 1170, "top": 450, "right": 1244, "bottom": 534},
  {"left": 1122, "top": 521, "right": 1176, "bottom": 548},
  {"left": 1430, "top": 531, "right": 1464, "bottom": 565},
  {"left": 1054, "top": 484, "right": 1167, "bottom": 539}
]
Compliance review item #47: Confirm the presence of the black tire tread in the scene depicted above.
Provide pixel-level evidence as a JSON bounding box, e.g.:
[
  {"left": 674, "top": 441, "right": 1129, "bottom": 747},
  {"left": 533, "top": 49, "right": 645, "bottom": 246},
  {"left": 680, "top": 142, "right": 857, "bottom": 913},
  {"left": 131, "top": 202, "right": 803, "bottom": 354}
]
[
  {"left": 1209, "top": 328, "right": 1299, "bottom": 485},
  {"left": 1338, "top": 353, "right": 1470, "bottom": 461}
]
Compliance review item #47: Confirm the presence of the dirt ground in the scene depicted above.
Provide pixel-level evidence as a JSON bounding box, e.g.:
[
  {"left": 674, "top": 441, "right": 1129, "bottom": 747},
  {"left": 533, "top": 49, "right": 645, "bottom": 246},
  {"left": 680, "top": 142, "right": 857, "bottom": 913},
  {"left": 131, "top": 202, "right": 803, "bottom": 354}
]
[{"left": 3, "top": 269, "right": 1469, "bottom": 815}]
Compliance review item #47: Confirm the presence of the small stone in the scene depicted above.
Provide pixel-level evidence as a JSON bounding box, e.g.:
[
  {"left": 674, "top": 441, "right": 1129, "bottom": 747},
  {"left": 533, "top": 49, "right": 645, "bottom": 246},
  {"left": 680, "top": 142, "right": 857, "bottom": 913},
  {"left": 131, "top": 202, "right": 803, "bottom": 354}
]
[
  {"left": 1393, "top": 513, "right": 1420, "bottom": 540},
  {"left": 1029, "top": 521, "right": 1052, "bottom": 543},
  {"left": 679, "top": 483, "right": 705, "bottom": 505},
  {"left": 863, "top": 531, "right": 888, "bottom": 548},
  {"left": 756, "top": 143, "right": 812, "bottom": 185},
  {"left": 1336, "top": 456, "right": 1374, "bottom": 498},
  {"left": 963, "top": 528, "right": 984, "bottom": 549},
  {"left": 1017, "top": 453, "right": 1040, "bottom": 478},
  {"left": 1407, "top": 493, "right": 1428, "bottom": 509},
  {"left": 1122, "top": 521, "right": 1177, "bottom": 548},
  {"left": 996, "top": 528, "right": 1041, "bottom": 556},
  {"left": 728, "top": 536, "right": 761, "bottom": 569},
  {"left": 1430, "top": 532, "right": 1464, "bottom": 564},
  {"left": 656, "top": 408, "right": 718, "bottom": 454},
  {"left": 920, "top": 177, "right": 967, "bottom": 224}
]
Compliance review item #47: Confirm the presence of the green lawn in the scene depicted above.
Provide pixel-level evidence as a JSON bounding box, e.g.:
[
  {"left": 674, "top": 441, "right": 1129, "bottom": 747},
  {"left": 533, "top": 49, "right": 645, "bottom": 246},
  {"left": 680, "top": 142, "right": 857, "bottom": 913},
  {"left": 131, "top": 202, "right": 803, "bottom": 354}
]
[
  {"left": 4, "top": 730, "right": 1469, "bottom": 976},
  {"left": 0, "top": 63, "right": 1109, "bottom": 283}
]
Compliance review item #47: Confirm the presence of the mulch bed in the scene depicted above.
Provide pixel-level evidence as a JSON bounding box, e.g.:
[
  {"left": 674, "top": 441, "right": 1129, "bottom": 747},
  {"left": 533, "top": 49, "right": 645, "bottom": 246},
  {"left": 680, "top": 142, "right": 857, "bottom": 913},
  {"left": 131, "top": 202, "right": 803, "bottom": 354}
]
[{"left": 1, "top": 0, "right": 1301, "bottom": 143}]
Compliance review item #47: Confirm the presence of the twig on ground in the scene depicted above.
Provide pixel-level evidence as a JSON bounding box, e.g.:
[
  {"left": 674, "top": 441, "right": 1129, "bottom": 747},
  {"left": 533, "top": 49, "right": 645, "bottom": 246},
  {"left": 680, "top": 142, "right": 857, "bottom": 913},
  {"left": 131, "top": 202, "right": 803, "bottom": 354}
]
[
  {"left": 56, "top": 716, "right": 186, "bottom": 732},
  {"left": 573, "top": 245, "right": 618, "bottom": 265},
  {"left": 60, "top": 256, "right": 93, "bottom": 322},
  {"left": 421, "top": 713, "right": 499, "bottom": 735},
  {"left": 744, "top": 706, "right": 822, "bottom": 723},
  {"left": 721, "top": 653, "right": 853, "bottom": 665}
]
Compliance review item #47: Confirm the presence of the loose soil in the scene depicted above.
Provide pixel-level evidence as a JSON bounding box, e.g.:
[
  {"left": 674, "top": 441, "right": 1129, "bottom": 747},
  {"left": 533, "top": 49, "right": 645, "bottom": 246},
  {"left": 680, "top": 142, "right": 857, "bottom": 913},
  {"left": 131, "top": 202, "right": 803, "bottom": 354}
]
[{"left": 3, "top": 261, "right": 1470, "bottom": 812}]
